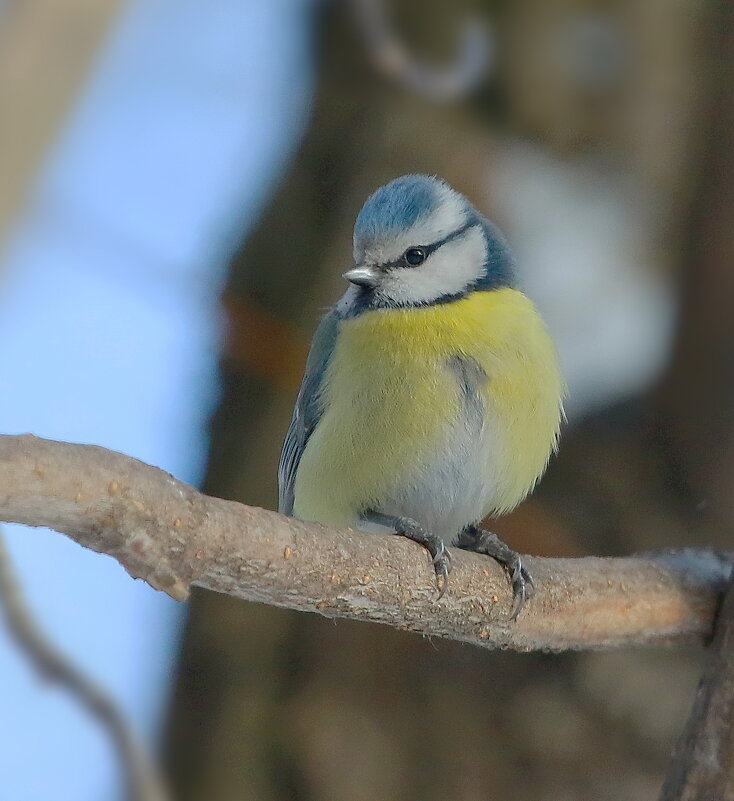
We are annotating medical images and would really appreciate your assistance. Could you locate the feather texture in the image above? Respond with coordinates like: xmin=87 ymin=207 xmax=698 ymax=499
xmin=286 ymin=288 xmax=565 ymax=540
xmin=277 ymin=310 xmax=339 ymax=515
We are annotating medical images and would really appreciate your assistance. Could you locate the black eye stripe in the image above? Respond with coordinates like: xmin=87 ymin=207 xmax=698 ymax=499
xmin=378 ymin=220 xmax=478 ymax=272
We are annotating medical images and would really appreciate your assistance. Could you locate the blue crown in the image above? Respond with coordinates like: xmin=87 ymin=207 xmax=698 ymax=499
xmin=354 ymin=175 xmax=446 ymax=247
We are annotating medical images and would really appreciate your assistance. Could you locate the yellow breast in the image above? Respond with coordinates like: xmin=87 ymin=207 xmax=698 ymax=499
xmin=293 ymin=288 xmax=565 ymax=528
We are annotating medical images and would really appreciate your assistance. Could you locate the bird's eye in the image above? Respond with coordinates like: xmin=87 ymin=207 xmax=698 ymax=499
xmin=404 ymin=247 xmax=426 ymax=266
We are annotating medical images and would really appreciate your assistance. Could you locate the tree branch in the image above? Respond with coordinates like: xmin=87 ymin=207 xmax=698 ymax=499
xmin=349 ymin=0 xmax=490 ymax=100
xmin=660 ymin=571 xmax=734 ymax=799
xmin=0 ymin=529 xmax=170 ymax=801
xmin=0 ymin=434 xmax=730 ymax=652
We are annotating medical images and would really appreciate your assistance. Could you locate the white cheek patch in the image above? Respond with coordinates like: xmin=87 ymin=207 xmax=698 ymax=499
xmin=378 ymin=225 xmax=487 ymax=305
xmin=358 ymin=186 xmax=467 ymax=266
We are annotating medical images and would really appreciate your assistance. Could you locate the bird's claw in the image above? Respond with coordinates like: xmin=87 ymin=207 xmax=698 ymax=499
xmin=507 ymin=558 xmax=535 ymax=621
xmin=365 ymin=512 xmax=454 ymax=601
xmin=432 ymin=542 xmax=452 ymax=599
xmin=456 ymin=526 xmax=535 ymax=619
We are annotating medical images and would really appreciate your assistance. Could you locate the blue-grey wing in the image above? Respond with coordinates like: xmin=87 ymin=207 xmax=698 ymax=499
xmin=278 ymin=309 xmax=340 ymax=515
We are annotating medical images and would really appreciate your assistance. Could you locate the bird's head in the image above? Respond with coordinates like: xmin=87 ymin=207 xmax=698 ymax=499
xmin=342 ymin=174 xmax=515 ymax=311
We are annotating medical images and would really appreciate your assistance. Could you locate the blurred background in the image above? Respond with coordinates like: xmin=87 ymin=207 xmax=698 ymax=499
xmin=0 ymin=1 xmax=732 ymax=799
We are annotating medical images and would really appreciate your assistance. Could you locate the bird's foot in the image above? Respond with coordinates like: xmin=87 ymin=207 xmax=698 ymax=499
xmin=364 ymin=512 xmax=452 ymax=599
xmin=457 ymin=526 xmax=534 ymax=619
xmin=430 ymin=539 xmax=452 ymax=599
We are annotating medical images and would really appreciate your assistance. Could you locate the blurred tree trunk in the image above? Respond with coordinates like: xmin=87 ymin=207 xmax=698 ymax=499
xmin=0 ymin=0 xmax=126 ymax=247
xmin=162 ymin=2 xmax=731 ymax=800
xmin=654 ymin=1 xmax=734 ymax=534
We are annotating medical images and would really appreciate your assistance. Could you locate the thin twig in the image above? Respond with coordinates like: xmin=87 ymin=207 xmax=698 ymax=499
xmin=0 ymin=528 xmax=170 ymax=801
xmin=0 ymin=434 xmax=730 ymax=653
xmin=350 ymin=0 xmax=490 ymax=100
xmin=659 ymin=571 xmax=734 ymax=800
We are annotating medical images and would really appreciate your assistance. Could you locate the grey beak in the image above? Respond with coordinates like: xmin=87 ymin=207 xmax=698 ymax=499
xmin=343 ymin=265 xmax=380 ymax=290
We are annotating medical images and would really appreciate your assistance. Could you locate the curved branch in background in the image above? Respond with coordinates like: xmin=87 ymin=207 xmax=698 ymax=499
xmin=349 ymin=0 xmax=490 ymax=100
xmin=0 ymin=435 xmax=730 ymax=652
xmin=0 ymin=530 xmax=170 ymax=801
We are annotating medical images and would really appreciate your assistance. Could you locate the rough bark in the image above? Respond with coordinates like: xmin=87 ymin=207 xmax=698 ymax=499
xmin=0 ymin=434 xmax=730 ymax=653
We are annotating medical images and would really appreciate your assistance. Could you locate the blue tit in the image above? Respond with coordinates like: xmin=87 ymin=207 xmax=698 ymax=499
xmin=278 ymin=174 xmax=565 ymax=617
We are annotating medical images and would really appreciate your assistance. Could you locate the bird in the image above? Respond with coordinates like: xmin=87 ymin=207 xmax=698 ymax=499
xmin=278 ymin=174 xmax=565 ymax=618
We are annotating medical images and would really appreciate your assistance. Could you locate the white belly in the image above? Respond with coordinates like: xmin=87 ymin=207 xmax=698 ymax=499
xmin=360 ymin=407 xmax=504 ymax=543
